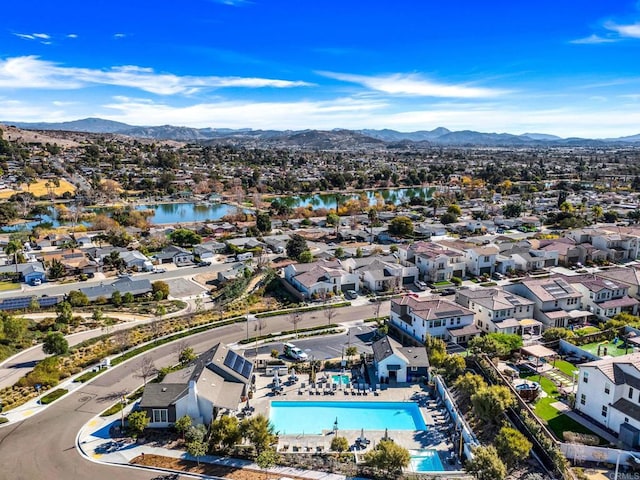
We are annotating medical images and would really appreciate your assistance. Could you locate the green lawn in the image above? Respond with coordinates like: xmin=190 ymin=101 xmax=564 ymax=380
xmin=0 ymin=281 xmax=19 ymax=291
xmin=580 ymin=340 xmax=630 ymax=357
xmin=553 ymin=359 xmax=578 ymax=377
xmin=574 ymin=326 xmax=601 ymax=336
xmin=521 ymin=370 xmax=608 ymax=444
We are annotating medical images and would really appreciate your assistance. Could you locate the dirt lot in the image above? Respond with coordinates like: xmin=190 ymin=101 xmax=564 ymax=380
xmin=131 ymin=454 xmax=305 ymax=480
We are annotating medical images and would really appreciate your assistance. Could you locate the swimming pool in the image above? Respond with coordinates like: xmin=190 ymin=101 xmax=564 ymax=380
xmin=410 ymin=450 xmax=445 ymax=472
xmin=269 ymin=401 xmax=427 ymax=434
xmin=331 ymin=374 xmax=350 ymax=384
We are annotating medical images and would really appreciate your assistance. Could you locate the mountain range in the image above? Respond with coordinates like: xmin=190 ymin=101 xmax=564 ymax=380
xmin=3 ymin=117 xmax=640 ymax=148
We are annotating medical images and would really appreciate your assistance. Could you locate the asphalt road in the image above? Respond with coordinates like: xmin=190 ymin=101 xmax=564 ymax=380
xmin=0 ymin=301 xmax=388 ymax=480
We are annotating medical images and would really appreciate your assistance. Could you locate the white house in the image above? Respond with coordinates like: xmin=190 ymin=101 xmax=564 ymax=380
xmin=574 ymin=353 xmax=640 ymax=448
xmin=139 ymin=343 xmax=252 ymax=427
xmin=464 ymin=245 xmax=499 ymax=276
xmin=504 ymin=277 xmax=586 ymax=329
xmin=399 ymin=241 xmax=465 ymax=282
xmin=455 ymin=288 xmax=541 ymax=336
xmin=566 ymin=276 xmax=639 ymax=321
xmin=371 ymin=335 xmax=429 ymax=384
xmin=283 ymin=259 xmax=359 ymax=299
xmin=390 ymin=295 xmax=478 ymax=344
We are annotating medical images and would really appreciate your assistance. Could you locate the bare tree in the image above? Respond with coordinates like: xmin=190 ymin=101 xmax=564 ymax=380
xmin=137 ymin=356 xmax=157 ymax=385
xmin=113 ymin=329 xmax=130 ymax=353
xmin=323 ymin=304 xmax=338 ymax=326
xmin=373 ymin=298 xmax=383 ymax=325
xmin=173 ymin=339 xmax=189 ymax=363
xmin=288 ymin=311 xmax=301 ymax=338
xmin=149 ymin=319 xmax=163 ymax=339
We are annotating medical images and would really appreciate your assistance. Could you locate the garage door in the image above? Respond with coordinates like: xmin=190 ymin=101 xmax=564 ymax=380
xmin=341 ymin=283 xmax=356 ymax=292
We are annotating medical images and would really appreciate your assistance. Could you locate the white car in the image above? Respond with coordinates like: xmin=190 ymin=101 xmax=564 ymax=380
xmin=283 ymin=343 xmax=308 ymax=361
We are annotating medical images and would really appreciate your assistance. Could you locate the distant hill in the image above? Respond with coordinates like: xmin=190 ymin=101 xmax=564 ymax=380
xmin=3 ymin=117 xmax=640 ymax=148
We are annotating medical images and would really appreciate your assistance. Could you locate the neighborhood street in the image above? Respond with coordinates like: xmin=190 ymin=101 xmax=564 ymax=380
xmin=0 ymin=301 xmax=387 ymax=480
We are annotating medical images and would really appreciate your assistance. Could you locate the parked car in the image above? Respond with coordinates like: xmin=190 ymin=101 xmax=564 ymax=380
xmin=440 ymin=288 xmax=456 ymax=296
xmin=153 ymin=268 xmax=167 ymax=274
xmin=196 ymin=261 xmax=211 ymax=267
xmin=345 ymin=289 xmax=358 ymax=300
xmin=415 ymin=280 xmax=428 ymax=291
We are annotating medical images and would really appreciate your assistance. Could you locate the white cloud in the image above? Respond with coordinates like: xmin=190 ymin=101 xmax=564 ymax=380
xmin=13 ymin=33 xmax=35 ymax=40
xmin=32 ymin=33 xmax=50 ymax=40
xmin=319 ymin=71 xmax=506 ymax=98
xmin=0 ymin=56 xmax=313 ymax=94
xmin=605 ymin=21 xmax=640 ymax=38
xmin=114 ymin=33 xmax=127 ymax=39
xmin=67 ymin=34 xmax=78 ymax=39
xmin=570 ymin=34 xmax=617 ymax=44
xmin=211 ymin=0 xmax=252 ymax=6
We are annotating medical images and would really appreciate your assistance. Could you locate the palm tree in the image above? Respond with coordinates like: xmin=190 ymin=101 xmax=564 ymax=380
xmin=592 ymin=205 xmax=604 ymax=224
xmin=4 ymin=239 xmax=22 ymax=279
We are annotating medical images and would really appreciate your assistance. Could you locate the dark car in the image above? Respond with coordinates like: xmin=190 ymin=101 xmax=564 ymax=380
xmin=440 ymin=288 xmax=456 ymax=296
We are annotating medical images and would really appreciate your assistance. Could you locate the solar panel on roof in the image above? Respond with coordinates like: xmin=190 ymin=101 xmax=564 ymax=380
xmin=223 ymin=350 xmax=236 ymax=369
xmin=223 ymin=350 xmax=252 ymax=379
xmin=241 ymin=361 xmax=252 ymax=379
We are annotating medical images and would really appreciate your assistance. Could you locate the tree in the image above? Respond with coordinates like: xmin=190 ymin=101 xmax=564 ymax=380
xmin=67 ymin=290 xmax=89 ymax=307
xmin=137 ymin=356 xmax=157 ymax=385
xmin=174 ymin=415 xmax=192 ymax=440
xmin=288 ymin=311 xmax=302 ymax=338
xmin=286 ymin=234 xmax=308 ymax=260
xmin=152 ymin=280 xmax=170 ymax=300
xmin=185 ymin=423 xmax=208 ymax=443
xmin=3 ymin=315 xmax=28 ymax=343
xmin=487 ymin=333 xmax=523 ymax=354
xmin=127 ymin=411 xmax=149 ymax=439
xmin=47 ymin=259 xmax=65 ymax=279
xmin=425 ymin=335 xmax=446 ymax=367
xmin=4 ymin=239 xmax=22 ymax=278
xmin=179 ymin=347 xmax=197 ymax=365
xmin=241 ymin=414 xmax=276 ymax=455
xmin=503 ymin=203 xmax=523 ymax=218
xmin=186 ymin=439 xmax=207 ymax=466
xmin=42 ymin=331 xmax=69 ymax=355
xmin=169 ymin=228 xmax=202 ymax=247
xmin=256 ymin=448 xmax=279 ymax=478
xmin=591 ymin=205 xmax=603 ymax=223
xmin=91 ymin=308 xmax=104 ymax=323
xmin=495 ymin=426 xmax=532 ymax=471
xmin=210 ymin=415 xmax=242 ymax=450
xmin=471 ymin=385 xmax=515 ymax=425
xmin=331 ymin=436 xmax=349 ymax=452
xmin=441 ymin=354 xmax=465 ymax=381
xmin=439 ymin=211 xmax=459 ymax=224
xmin=542 ymin=327 xmax=575 ymax=342
xmin=326 ymin=212 xmax=340 ymax=227
xmin=363 ymin=439 xmax=411 ymax=476
xmin=111 ymin=291 xmax=122 ymax=306
xmin=323 ymin=305 xmax=338 ymax=326
xmin=388 ymin=216 xmax=414 ymax=236
xmin=465 ymin=445 xmax=507 ymax=480
xmin=345 ymin=345 xmax=358 ymax=362
xmin=123 ymin=291 xmax=134 ymax=304
xmin=454 ymin=372 xmax=487 ymax=406
xmin=468 ymin=335 xmax=502 ymax=357
xmin=334 ymin=246 xmax=345 ymax=259
xmin=256 ymin=211 xmax=271 ymax=233
xmin=298 ymin=250 xmax=313 ymax=263
xmin=55 ymin=301 xmax=74 ymax=324
xmin=447 ymin=204 xmax=462 ymax=216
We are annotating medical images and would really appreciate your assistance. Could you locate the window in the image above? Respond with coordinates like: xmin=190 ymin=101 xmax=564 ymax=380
xmin=484 ymin=256 xmax=490 ymax=262
xmin=604 ymin=383 xmax=610 ymax=395
xmin=580 ymin=394 xmax=586 ymax=405
xmin=152 ymin=409 xmax=168 ymax=423
xmin=411 ymin=366 xmax=418 ymax=372
xmin=583 ymin=372 xmax=589 ymax=383
xmin=601 ymin=405 xmax=608 ymax=417
xmin=630 ymin=387 xmax=634 ymax=399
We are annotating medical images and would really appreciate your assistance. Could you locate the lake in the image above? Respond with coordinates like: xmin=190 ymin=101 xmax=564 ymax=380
xmin=2 ymin=202 xmax=245 ymax=231
xmin=279 ymin=186 xmax=435 ymax=210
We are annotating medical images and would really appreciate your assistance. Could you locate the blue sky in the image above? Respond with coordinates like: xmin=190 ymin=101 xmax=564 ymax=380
xmin=2 ymin=0 xmax=640 ymax=137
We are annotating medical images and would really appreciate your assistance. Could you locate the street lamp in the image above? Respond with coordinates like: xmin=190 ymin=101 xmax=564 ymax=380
xmin=120 ymin=394 xmax=127 ymax=430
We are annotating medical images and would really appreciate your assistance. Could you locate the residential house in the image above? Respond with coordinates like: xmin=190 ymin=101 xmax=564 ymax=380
xmin=154 ymin=246 xmax=194 ymax=266
xmin=283 ymin=259 xmax=359 ymax=299
xmin=574 ymin=353 xmax=640 ymax=448
xmin=591 ymin=232 xmax=640 ymax=262
xmin=504 ymin=277 xmax=587 ymax=329
xmin=597 ymin=266 xmax=640 ymax=299
xmin=194 ymin=242 xmax=226 ymax=262
xmin=140 ymin=343 xmax=253 ymax=427
xmin=343 ymin=255 xmax=418 ymax=292
xmin=399 ymin=241 xmax=465 ymax=283
xmin=120 ymin=250 xmax=154 ymax=272
xmin=390 ymin=295 xmax=478 ymax=345
xmin=0 ymin=262 xmax=46 ymax=284
xmin=464 ymin=245 xmax=499 ymax=276
xmin=564 ymin=275 xmax=639 ymax=321
xmin=498 ymin=242 xmax=558 ymax=272
xmin=455 ymin=288 xmax=541 ymax=336
xmin=79 ymin=276 xmax=153 ymax=301
xmin=372 ymin=335 xmax=429 ymax=384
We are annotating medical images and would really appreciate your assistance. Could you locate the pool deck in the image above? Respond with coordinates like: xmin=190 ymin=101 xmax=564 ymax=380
xmin=243 ymin=369 xmax=462 ymax=472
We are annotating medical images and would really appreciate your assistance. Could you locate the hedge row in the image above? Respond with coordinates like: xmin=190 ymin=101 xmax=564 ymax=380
xmin=40 ymin=388 xmax=68 ymax=405
xmin=238 ymin=323 xmax=340 ymax=345
xmin=255 ymin=302 xmax=350 ymax=318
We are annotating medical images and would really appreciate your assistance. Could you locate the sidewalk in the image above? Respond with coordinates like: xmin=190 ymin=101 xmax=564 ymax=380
xmin=77 ymin=409 xmax=347 ymax=480
xmin=551 ymin=401 xmax=619 ymax=444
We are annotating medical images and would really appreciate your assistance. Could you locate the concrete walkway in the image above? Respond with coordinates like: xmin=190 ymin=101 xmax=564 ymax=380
xmin=77 ymin=409 xmax=347 ymax=480
xmin=551 ymin=401 xmax=619 ymax=444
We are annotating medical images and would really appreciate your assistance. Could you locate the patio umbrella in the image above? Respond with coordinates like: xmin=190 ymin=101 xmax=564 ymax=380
xmin=333 ymin=417 xmax=339 ymax=434
xmin=246 ymin=397 xmax=251 ymax=410
xmin=274 ymin=374 xmax=280 ymax=389
xmin=384 ymin=428 xmax=388 ymax=440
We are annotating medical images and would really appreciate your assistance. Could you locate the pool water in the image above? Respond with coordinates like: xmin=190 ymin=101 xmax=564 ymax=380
xmin=270 ymin=401 xmax=426 ymax=434
xmin=410 ymin=450 xmax=445 ymax=472
xmin=331 ymin=374 xmax=350 ymax=384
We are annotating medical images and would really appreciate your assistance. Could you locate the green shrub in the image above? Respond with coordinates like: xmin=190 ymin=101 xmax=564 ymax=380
xmin=0 ymin=417 xmax=8 ymax=424
xmin=40 ymin=388 xmax=68 ymax=405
